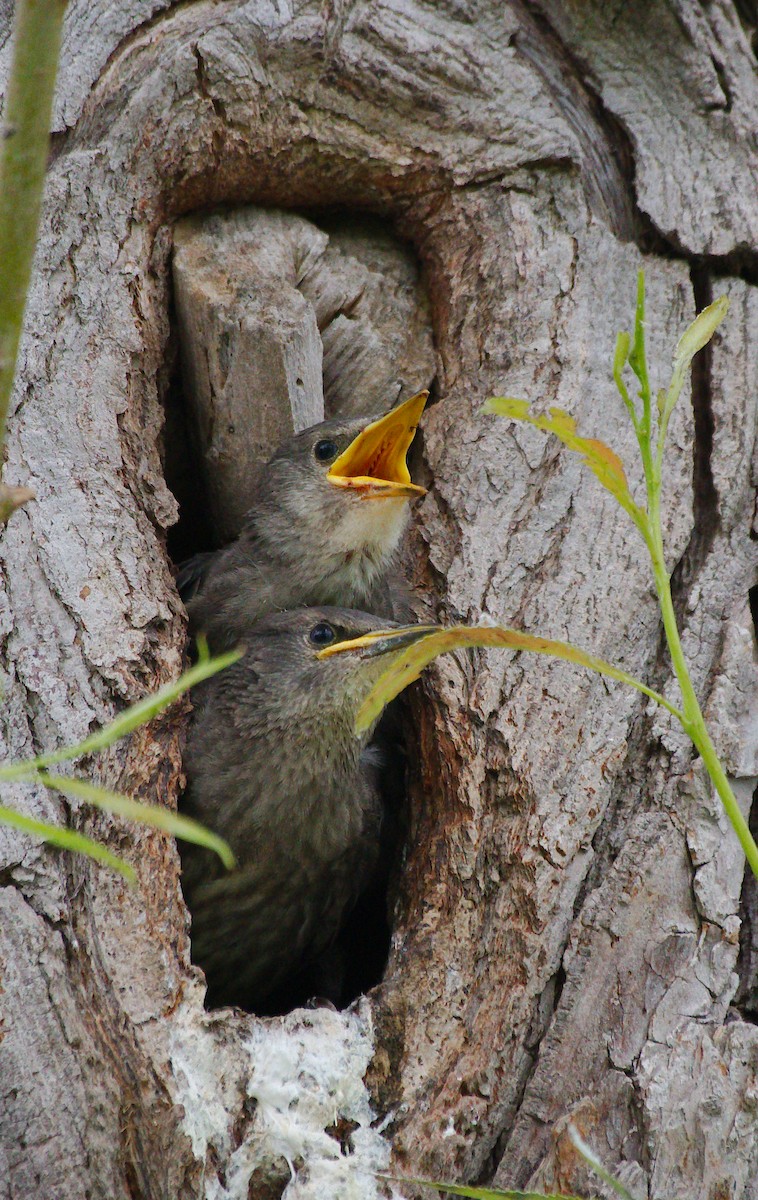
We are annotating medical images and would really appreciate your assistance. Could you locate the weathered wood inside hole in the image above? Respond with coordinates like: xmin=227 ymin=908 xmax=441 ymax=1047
xmin=172 ymin=207 xmax=436 ymax=544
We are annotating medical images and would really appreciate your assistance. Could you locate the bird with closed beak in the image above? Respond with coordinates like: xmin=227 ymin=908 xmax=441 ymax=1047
xmin=180 ymin=606 xmax=438 ymax=1012
xmin=179 ymin=391 xmax=428 ymax=651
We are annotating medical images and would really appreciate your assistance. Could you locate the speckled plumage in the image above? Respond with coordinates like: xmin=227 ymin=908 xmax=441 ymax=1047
xmin=180 ymin=607 xmax=430 ymax=1012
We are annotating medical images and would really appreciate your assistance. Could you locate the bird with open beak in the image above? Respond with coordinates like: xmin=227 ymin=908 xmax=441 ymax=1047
xmin=180 ymin=606 xmax=438 ymax=1012
xmin=179 ymin=391 xmax=428 ymax=651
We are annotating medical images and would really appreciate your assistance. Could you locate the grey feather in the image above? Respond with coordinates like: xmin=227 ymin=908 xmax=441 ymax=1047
xmin=180 ymin=606 xmax=420 ymax=1011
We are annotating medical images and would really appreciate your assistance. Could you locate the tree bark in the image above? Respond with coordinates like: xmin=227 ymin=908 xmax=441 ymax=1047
xmin=1 ymin=2 xmax=756 ymax=1198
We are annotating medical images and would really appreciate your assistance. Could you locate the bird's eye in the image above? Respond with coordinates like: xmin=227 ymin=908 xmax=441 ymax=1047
xmin=309 ymin=622 xmax=336 ymax=646
xmin=313 ymin=439 xmax=339 ymax=463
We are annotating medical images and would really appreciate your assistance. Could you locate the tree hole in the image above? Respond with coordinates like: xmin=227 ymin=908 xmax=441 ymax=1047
xmin=162 ymin=206 xmax=436 ymax=1015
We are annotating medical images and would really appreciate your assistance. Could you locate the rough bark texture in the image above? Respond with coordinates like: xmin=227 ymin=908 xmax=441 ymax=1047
xmin=0 ymin=2 xmax=756 ymax=1199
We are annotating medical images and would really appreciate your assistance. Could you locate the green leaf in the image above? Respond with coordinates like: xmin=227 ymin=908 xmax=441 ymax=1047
xmin=612 ymin=331 xmax=636 ymax=428
xmin=0 ymin=0 xmax=68 ymax=455
xmin=614 ymin=330 xmax=630 ymax=372
xmin=659 ymin=294 xmax=729 ymax=434
xmin=40 ymin=773 xmax=235 ymax=869
xmin=0 ymin=803 xmax=135 ymax=880
xmin=483 ymin=398 xmax=648 ymax=538
xmin=674 ymin=293 xmax=729 ymax=367
xmin=0 ymin=646 xmax=242 ymax=782
xmin=381 ymin=1179 xmax=583 ymax=1200
xmin=356 ymin=624 xmax=683 ymax=734
xmin=568 ymin=1127 xmax=640 ymax=1200
xmin=627 ymin=270 xmax=651 ymax=437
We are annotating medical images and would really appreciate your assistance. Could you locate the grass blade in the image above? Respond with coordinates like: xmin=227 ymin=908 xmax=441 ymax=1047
xmin=40 ymin=773 xmax=235 ymax=869
xmin=0 ymin=802 xmax=135 ymax=880
xmin=382 ymin=1177 xmax=584 ymax=1199
xmin=0 ymin=646 xmax=242 ymax=782
xmin=0 ymin=0 xmax=67 ymax=455
xmin=356 ymin=624 xmax=682 ymax=733
xmin=568 ymin=1128 xmax=639 ymax=1200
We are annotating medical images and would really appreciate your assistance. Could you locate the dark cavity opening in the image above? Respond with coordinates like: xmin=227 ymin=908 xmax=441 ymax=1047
xmin=161 ymin=205 xmax=436 ymax=1015
xmin=749 ymin=584 xmax=758 ymax=648
xmin=735 ymin=780 xmax=758 ymax=1024
xmin=734 ymin=586 xmax=758 ymax=1022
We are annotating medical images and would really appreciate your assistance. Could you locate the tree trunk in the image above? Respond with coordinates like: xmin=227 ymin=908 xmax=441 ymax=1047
xmin=1 ymin=2 xmax=756 ymax=1198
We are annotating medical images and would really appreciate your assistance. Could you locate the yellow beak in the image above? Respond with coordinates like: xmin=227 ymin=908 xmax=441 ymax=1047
xmin=327 ymin=391 xmax=428 ymax=499
xmin=315 ymin=624 xmax=439 ymax=660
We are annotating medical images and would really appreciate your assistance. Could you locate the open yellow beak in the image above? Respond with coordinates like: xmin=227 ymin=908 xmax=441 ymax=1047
xmin=327 ymin=391 xmax=428 ymax=499
xmin=315 ymin=624 xmax=439 ymax=660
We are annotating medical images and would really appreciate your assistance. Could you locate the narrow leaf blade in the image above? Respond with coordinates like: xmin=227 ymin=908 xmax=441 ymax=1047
xmin=661 ymin=294 xmax=729 ymax=429
xmin=0 ymin=646 xmax=243 ymax=781
xmin=356 ymin=625 xmax=682 ymax=733
xmin=628 ymin=270 xmax=648 ymax=394
xmin=51 ymin=646 xmax=243 ymax=759
xmin=0 ymin=803 xmax=135 ymax=880
xmin=381 ymin=1177 xmax=583 ymax=1200
xmin=613 ymin=330 xmax=630 ymax=377
xmin=41 ymin=773 xmax=235 ymax=869
xmin=568 ymin=1127 xmax=640 ymax=1200
xmin=483 ymin=397 xmax=648 ymax=536
xmin=673 ymin=294 xmax=729 ymax=367
xmin=613 ymin=331 xmax=636 ymax=427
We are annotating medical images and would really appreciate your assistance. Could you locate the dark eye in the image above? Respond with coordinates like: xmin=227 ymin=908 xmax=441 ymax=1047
xmin=314 ymin=439 xmax=338 ymax=463
xmin=309 ymin=622 xmax=336 ymax=646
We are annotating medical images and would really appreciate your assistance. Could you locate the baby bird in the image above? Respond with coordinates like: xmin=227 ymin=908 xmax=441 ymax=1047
xmin=179 ymin=392 xmax=428 ymax=650
xmin=180 ymin=606 xmax=437 ymax=1012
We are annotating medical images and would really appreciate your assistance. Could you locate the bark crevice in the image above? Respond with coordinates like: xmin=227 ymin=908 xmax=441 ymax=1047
xmin=664 ymin=267 xmax=721 ymax=647
xmin=512 ymin=0 xmax=639 ymax=242
xmin=735 ymin=782 xmax=758 ymax=1022
xmin=3 ymin=2 xmax=757 ymax=1196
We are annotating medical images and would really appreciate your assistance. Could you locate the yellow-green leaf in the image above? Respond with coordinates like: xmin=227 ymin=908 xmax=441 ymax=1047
xmin=674 ymin=294 xmax=729 ymax=367
xmin=356 ymin=624 xmax=682 ymax=733
xmin=0 ymin=645 xmax=242 ymax=783
xmin=0 ymin=802 xmax=135 ymax=880
xmin=659 ymin=294 xmax=729 ymax=433
xmin=613 ymin=331 xmax=636 ymax=427
xmin=483 ymin=397 xmax=648 ymax=536
xmin=40 ymin=773 xmax=235 ymax=869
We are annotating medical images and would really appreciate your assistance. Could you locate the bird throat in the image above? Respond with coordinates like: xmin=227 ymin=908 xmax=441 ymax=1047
xmin=254 ymin=493 xmax=407 ymax=610
xmin=320 ymin=502 xmax=406 ymax=607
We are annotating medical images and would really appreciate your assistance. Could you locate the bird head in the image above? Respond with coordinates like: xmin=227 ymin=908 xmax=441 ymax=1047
xmin=221 ymin=607 xmax=439 ymax=748
xmin=254 ymin=392 xmax=428 ymax=571
xmin=320 ymin=390 xmax=429 ymax=502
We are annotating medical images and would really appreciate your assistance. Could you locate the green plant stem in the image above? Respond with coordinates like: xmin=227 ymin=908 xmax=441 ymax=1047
xmin=0 ymin=0 xmax=67 ymax=451
xmin=629 ymin=271 xmax=757 ymax=876
xmin=645 ymin=468 xmax=758 ymax=878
